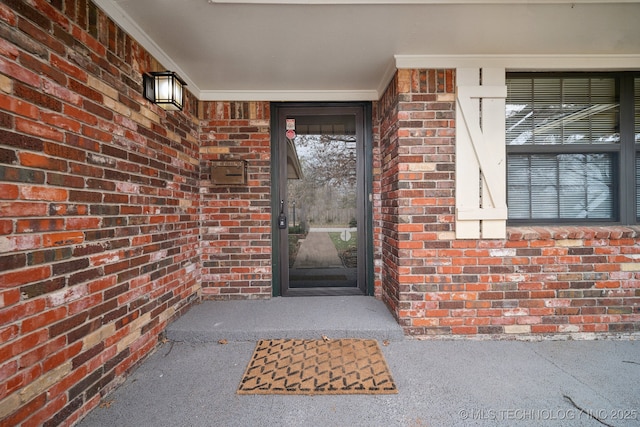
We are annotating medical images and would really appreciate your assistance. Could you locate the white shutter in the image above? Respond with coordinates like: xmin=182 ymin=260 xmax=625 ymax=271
xmin=455 ymin=68 xmax=508 ymax=239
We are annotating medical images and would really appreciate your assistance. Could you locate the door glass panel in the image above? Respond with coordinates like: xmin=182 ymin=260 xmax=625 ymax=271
xmin=287 ymin=114 xmax=358 ymax=289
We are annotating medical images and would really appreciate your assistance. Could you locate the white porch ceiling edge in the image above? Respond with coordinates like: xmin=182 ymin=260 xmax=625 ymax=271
xmin=199 ymin=89 xmax=379 ymax=101
xmin=395 ymin=54 xmax=640 ymax=72
xmin=199 ymin=60 xmax=398 ymax=101
xmin=209 ymin=0 xmax=640 ymax=3
xmin=190 ymin=54 xmax=640 ymax=101
xmin=94 ymin=0 xmax=640 ymax=102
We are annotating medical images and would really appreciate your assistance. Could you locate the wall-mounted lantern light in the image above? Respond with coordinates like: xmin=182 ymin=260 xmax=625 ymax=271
xmin=143 ymin=71 xmax=186 ymax=111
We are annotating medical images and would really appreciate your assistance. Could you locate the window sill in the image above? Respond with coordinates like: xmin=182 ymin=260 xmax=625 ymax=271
xmin=506 ymin=225 xmax=640 ymax=241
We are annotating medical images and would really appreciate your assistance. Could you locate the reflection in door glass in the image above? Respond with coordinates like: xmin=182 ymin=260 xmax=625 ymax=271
xmin=287 ymin=116 xmax=357 ymax=289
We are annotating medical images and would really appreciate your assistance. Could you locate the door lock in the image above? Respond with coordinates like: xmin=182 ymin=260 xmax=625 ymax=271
xmin=278 ymin=199 xmax=287 ymax=229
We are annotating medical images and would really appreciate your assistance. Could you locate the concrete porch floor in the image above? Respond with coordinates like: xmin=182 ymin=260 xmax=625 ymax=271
xmin=165 ymin=296 xmax=405 ymax=343
xmin=78 ymin=297 xmax=640 ymax=427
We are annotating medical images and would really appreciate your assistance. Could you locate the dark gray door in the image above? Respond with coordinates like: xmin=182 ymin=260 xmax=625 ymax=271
xmin=273 ymin=103 xmax=371 ymax=296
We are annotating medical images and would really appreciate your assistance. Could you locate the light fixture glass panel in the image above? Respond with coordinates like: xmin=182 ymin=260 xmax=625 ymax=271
xmin=156 ymin=75 xmax=171 ymax=101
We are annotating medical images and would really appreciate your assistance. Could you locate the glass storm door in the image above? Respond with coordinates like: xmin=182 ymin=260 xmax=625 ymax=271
xmin=273 ymin=104 xmax=370 ymax=296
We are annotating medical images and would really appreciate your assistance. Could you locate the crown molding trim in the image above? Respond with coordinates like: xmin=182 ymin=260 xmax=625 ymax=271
xmin=199 ymin=89 xmax=380 ymax=102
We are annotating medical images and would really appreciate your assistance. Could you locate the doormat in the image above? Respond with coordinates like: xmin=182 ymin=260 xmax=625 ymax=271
xmin=237 ymin=338 xmax=397 ymax=395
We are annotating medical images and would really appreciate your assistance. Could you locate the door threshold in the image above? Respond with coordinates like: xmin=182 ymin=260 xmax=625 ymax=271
xmin=283 ymin=287 xmax=365 ymax=297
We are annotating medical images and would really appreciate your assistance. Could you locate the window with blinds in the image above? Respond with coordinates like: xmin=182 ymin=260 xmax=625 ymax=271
xmin=506 ymin=73 xmax=638 ymax=225
xmin=508 ymin=153 xmax=613 ymax=220
xmin=506 ymin=77 xmax=618 ymax=146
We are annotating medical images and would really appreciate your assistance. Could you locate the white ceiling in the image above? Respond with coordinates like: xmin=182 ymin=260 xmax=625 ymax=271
xmin=94 ymin=0 xmax=640 ymax=101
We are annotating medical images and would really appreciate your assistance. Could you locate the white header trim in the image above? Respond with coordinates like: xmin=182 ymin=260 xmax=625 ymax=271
xmin=199 ymin=90 xmax=380 ymax=102
xmin=395 ymin=54 xmax=640 ymax=71
xmin=209 ymin=0 xmax=640 ymax=4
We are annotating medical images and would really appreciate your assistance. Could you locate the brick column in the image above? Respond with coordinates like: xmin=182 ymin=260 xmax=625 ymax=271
xmin=397 ymin=70 xmax=457 ymax=334
xmin=377 ymin=73 xmax=401 ymax=318
xmin=377 ymin=69 xmax=456 ymax=332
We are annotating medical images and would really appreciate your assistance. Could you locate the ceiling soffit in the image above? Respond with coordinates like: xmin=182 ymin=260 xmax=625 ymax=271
xmin=94 ymin=0 xmax=640 ymax=101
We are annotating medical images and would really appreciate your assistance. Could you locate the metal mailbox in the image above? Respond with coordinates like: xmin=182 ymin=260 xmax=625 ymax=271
xmin=211 ymin=160 xmax=246 ymax=185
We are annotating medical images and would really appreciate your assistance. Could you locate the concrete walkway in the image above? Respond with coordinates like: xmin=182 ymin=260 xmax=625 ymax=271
xmin=78 ymin=297 xmax=640 ymax=427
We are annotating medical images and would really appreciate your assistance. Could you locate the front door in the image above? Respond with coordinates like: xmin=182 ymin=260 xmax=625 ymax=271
xmin=272 ymin=103 xmax=372 ymax=296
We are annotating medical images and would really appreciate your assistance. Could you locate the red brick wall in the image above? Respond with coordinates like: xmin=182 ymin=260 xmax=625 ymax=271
xmin=1 ymin=1 xmax=639 ymax=424
xmin=376 ymin=72 xmax=401 ymax=315
xmin=199 ymin=101 xmax=272 ymax=300
xmin=0 ymin=2 xmax=200 ymax=425
xmin=377 ymin=69 xmax=640 ymax=337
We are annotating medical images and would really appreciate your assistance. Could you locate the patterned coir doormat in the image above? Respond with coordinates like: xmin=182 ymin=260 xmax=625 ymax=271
xmin=237 ymin=338 xmax=397 ymax=395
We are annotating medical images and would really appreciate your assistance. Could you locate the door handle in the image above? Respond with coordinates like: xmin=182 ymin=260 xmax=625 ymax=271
xmin=278 ymin=199 xmax=287 ymax=229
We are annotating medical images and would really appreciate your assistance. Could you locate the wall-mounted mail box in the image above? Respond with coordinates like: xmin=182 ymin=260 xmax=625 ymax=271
xmin=211 ymin=160 xmax=246 ymax=185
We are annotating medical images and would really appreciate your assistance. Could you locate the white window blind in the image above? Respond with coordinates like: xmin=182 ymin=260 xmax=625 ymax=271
xmin=506 ymin=75 xmax=621 ymax=223
xmin=506 ymin=77 xmax=618 ymax=146
xmin=508 ymin=154 xmax=613 ymax=220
